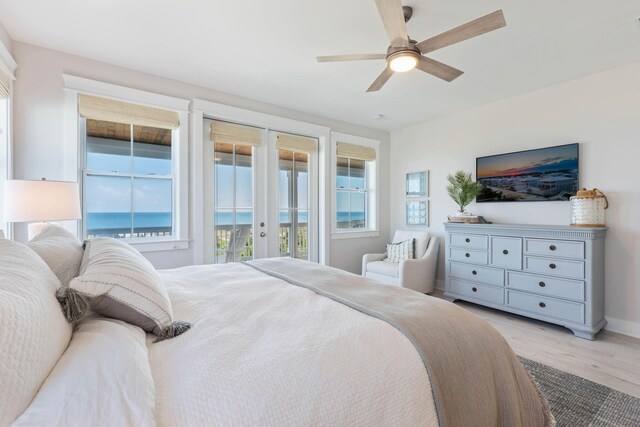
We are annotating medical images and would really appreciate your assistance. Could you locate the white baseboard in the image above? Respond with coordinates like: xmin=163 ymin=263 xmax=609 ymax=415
xmin=604 ymin=317 xmax=640 ymax=339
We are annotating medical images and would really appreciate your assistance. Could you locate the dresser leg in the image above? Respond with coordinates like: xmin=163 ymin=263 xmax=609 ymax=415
xmin=443 ymin=293 xmax=457 ymax=303
xmin=571 ymin=329 xmax=596 ymax=340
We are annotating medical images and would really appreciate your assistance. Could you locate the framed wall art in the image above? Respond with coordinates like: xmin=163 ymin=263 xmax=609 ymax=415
xmin=406 ymin=171 xmax=428 ymax=197
xmin=406 ymin=199 xmax=428 ymax=226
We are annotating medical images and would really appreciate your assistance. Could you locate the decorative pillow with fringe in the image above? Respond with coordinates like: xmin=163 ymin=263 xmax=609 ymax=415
xmin=70 ymin=237 xmax=191 ymax=342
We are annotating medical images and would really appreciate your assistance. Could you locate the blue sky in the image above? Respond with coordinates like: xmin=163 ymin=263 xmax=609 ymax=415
xmin=86 ymin=150 xmax=172 ymax=213
xmin=336 ymin=169 xmax=366 ymax=213
xmin=87 ymin=147 xmax=364 ymax=214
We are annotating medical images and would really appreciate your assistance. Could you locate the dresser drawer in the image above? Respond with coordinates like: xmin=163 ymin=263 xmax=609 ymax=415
xmin=524 ymin=256 xmax=585 ymax=279
xmin=450 ymin=262 xmax=504 ymax=286
xmin=507 ymin=271 xmax=585 ymax=301
xmin=450 ymin=279 xmax=504 ymax=305
xmin=449 ymin=248 xmax=488 ymax=265
xmin=507 ymin=291 xmax=585 ymax=324
xmin=525 ymin=238 xmax=585 ymax=260
xmin=490 ymin=237 xmax=523 ymax=270
xmin=449 ymin=233 xmax=488 ymax=250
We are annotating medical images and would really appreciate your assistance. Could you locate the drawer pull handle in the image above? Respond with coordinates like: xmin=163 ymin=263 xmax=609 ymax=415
xmin=502 ymin=249 xmax=509 ymax=255
xmin=465 ymin=238 xmax=471 ymax=243
xmin=472 ymin=270 xmax=478 ymax=275
xmin=539 ymin=302 xmax=546 ymax=308
xmin=549 ymin=263 xmax=557 ymax=269
xmin=549 ymin=245 xmax=557 ymax=251
xmin=539 ymin=282 xmax=546 ymax=288
xmin=465 ymin=253 xmax=470 ymax=258
xmin=472 ymin=287 xmax=477 ymax=292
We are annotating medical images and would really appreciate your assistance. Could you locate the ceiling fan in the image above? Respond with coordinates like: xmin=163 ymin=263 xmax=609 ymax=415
xmin=316 ymin=0 xmax=507 ymax=92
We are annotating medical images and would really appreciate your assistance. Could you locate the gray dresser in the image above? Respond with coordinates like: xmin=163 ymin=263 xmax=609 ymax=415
xmin=444 ymin=223 xmax=606 ymax=340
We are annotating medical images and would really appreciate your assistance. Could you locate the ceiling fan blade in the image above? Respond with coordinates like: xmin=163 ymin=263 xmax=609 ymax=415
xmin=416 ymin=10 xmax=506 ymax=54
xmin=366 ymin=67 xmax=394 ymax=92
xmin=316 ymin=54 xmax=387 ymax=63
xmin=416 ymin=56 xmax=464 ymax=82
xmin=375 ymin=0 xmax=410 ymax=47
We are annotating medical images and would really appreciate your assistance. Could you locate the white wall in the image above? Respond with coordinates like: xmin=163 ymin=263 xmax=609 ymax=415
xmin=0 ymin=21 xmax=12 ymax=54
xmin=12 ymin=42 xmax=389 ymax=273
xmin=390 ymin=60 xmax=640 ymax=338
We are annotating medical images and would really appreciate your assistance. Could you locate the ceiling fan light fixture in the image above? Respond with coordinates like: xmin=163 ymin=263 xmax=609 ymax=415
xmin=388 ymin=51 xmax=419 ymax=73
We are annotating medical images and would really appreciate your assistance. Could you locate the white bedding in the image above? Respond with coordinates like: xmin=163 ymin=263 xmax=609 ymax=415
xmin=14 ymin=317 xmax=156 ymax=427
xmin=149 ymin=262 xmax=439 ymax=426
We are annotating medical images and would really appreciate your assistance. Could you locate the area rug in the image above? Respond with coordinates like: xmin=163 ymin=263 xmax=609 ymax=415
xmin=519 ymin=357 xmax=640 ymax=426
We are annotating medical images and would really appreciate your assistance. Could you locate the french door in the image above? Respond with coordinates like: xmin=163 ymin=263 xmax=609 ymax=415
xmin=203 ymin=118 xmax=318 ymax=264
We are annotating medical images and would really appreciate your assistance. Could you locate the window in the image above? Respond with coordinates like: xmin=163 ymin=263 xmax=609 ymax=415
xmin=79 ymin=94 xmax=181 ymax=242
xmin=336 ymin=157 xmax=367 ymax=229
xmin=276 ymin=132 xmax=315 ymax=260
xmin=0 ymin=45 xmax=15 ymax=235
xmin=0 ymin=96 xmax=7 ymax=233
xmin=332 ymin=134 xmax=379 ymax=238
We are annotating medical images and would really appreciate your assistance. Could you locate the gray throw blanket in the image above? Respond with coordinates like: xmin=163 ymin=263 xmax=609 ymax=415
xmin=245 ymin=258 xmax=554 ymax=427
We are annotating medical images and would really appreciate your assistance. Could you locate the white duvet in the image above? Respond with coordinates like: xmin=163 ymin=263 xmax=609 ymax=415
xmin=14 ymin=262 xmax=438 ymax=426
xmin=149 ymin=262 xmax=438 ymax=426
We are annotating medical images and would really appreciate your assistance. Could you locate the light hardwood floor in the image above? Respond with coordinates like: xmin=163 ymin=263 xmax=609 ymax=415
xmin=433 ymin=291 xmax=640 ymax=398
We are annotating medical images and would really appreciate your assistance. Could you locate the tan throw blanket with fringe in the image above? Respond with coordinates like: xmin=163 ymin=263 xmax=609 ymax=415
xmin=246 ymin=258 xmax=554 ymax=427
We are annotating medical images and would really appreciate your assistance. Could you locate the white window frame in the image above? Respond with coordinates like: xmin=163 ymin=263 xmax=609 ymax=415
xmin=331 ymin=132 xmax=380 ymax=240
xmin=0 ymin=40 xmax=16 ymax=238
xmin=63 ymin=75 xmax=189 ymax=252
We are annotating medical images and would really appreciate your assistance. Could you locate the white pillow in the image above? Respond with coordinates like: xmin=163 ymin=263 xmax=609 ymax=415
xmin=0 ymin=239 xmax=72 ymax=426
xmin=384 ymin=238 xmax=415 ymax=263
xmin=13 ymin=316 xmax=156 ymax=427
xmin=28 ymin=223 xmax=84 ymax=287
xmin=70 ymin=237 xmax=191 ymax=342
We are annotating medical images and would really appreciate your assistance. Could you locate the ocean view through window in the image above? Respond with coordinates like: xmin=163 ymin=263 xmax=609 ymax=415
xmin=207 ymin=118 xmax=319 ymax=263
xmin=332 ymin=136 xmax=378 ymax=237
xmin=278 ymin=147 xmax=310 ymax=260
xmin=83 ymin=119 xmax=175 ymax=239
xmin=214 ymin=140 xmax=254 ymax=263
xmin=336 ymin=156 xmax=367 ymax=229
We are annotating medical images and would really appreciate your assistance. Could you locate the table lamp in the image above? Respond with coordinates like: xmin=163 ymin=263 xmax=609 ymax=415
xmin=3 ymin=178 xmax=81 ymax=239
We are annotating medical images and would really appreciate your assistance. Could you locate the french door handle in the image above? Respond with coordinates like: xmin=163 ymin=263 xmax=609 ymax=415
xmin=259 ymin=232 xmax=266 ymax=237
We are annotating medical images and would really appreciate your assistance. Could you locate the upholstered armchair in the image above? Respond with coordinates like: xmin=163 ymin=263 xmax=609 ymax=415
xmin=362 ymin=230 xmax=439 ymax=294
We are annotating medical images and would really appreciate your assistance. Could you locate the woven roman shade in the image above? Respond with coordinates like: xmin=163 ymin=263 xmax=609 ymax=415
xmin=336 ymin=141 xmax=376 ymax=161
xmin=0 ymin=68 xmax=11 ymax=98
xmin=276 ymin=133 xmax=317 ymax=154
xmin=78 ymin=94 xmax=179 ymax=130
xmin=210 ymin=120 xmax=262 ymax=147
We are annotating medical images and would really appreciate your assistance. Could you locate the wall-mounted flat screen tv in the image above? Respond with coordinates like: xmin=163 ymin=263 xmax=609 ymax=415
xmin=476 ymin=143 xmax=579 ymax=203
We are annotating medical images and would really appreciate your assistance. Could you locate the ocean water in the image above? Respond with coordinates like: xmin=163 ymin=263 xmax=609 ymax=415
xmin=213 ymin=211 xmax=364 ymax=225
xmin=87 ymin=212 xmax=172 ymax=230
xmin=87 ymin=211 xmax=364 ymax=230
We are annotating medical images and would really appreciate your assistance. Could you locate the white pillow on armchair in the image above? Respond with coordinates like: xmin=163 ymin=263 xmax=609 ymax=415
xmin=383 ymin=238 xmax=415 ymax=263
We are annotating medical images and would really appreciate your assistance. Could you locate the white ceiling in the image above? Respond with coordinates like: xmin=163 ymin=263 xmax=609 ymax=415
xmin=1 ymin=0 xmax=640 ymax=131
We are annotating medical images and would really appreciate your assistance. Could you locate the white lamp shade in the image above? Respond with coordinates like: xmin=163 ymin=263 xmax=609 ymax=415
xmin=3 ymin=179 xmax=81 ymax=222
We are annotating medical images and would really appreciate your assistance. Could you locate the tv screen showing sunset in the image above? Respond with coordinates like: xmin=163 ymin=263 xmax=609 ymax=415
xmin=476 ymin=143 xmax=579 ymax=202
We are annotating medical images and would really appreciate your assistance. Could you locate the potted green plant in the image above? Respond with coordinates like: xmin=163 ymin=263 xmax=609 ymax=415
xmin=446 ymin=171 xmax=481 ymax=221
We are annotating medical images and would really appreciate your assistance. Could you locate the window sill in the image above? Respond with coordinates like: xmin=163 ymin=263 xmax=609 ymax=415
xmin=124 ymin=238 xmax=190 ymax=253
xmin=331 ymin=230 xmax=380 ymax=240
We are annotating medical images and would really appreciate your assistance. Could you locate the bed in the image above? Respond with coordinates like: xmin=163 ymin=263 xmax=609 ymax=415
xmin=2 ymin=232 xmax=554 ymax=427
